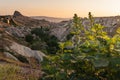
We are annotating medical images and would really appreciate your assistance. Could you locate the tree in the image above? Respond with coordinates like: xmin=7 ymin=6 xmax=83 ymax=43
xmin=25 ymin=34 xmax=33 ymax=43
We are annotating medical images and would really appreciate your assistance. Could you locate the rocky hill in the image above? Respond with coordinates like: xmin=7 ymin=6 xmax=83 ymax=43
xmin=0 ymin=11 xmax=53 ymax=27
xmin=1 ymin=11 xmax=120 ymax=79
xmin=1 ymin=11 xmax=120 ymax=43
xmin=0 ymin=11 xmax=50 ymax=79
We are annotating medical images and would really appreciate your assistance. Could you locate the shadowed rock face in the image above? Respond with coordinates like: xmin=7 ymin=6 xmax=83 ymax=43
xmin=4 ymin=52 xmax=19 ymax=61
xmin=13 ymin=11 xmax=23 ymax=17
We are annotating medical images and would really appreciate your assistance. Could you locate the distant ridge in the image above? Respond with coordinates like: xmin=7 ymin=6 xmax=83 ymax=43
xmin=31 ymin=16 xmax=70 ymax=23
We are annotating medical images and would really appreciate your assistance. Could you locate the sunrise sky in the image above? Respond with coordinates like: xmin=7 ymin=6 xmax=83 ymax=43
xmin=0 ymin=0 xmax=120 ymax=18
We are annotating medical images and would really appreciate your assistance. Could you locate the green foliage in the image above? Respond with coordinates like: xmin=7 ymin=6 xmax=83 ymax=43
xmin=31 ymin=40 xmax=47 ymax=53
xmin=41 ymin=13 xmax=120 ymax=80
xmin=46 ymin=35 xmax=59 ymax=54
xmin=25 ymin=34 xmax=34 ymax=43
xmin=41 ymin=54 xmax=95 ymax=80
xmin=27 ymin=28 xmax=59 ymax=54
xmin=66 ymin=33 xmax=74 ymax=40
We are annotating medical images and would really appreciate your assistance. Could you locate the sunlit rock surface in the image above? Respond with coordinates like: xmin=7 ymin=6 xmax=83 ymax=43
xmin=7 ymin=41 xmax=46 ymax=62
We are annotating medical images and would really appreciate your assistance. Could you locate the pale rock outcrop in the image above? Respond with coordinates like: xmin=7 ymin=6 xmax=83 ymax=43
xmin=8 ymin=41 xmax=46 ymax=62
xmin=50 ymin=27 xmax=67 ymax=40
xmin=5 ymin=27 xmax=31 ymax=38
xmin=82 ymin=16 xmax=120 ymax=35
xmin=50 ymin=21 xmax=72 ymax=41
xmin=4 ymin=52 xmax=19 ymax=61
xmin=50 ymin=16 xmax=120 ymax=41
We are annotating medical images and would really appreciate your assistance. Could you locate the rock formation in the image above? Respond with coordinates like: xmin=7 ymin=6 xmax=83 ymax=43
xmin=7 ymin=41 xmax=46 ymax=62
xmin=13 ymin=11 xmax=23 ymax=17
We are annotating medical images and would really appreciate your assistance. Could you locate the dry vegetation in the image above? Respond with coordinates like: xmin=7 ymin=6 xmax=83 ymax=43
xmin=0 ymin=52 xmax=42 ymax=80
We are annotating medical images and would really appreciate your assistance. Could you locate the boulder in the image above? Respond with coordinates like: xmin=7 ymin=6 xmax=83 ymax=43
xmin=7 ymin=41 xmax=46 ymax=62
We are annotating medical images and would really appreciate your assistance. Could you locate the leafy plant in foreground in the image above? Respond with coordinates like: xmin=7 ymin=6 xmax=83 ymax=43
xmin=41 ymin=13 xmax=120 ymax=80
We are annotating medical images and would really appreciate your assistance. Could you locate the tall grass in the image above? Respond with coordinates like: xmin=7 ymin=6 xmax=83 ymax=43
xmin=0 ymin=64 xmax=21 ymax=80
xmin=0 ymin=64 xmax=40 ymax=80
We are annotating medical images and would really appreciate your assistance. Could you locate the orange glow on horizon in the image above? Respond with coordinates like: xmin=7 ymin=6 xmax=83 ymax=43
xmin=1 ymin=0 xmax=120 ymax=18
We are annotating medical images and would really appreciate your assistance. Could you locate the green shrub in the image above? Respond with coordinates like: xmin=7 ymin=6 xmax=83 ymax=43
xmin=25 ymin=34 xmax=33 ymax=43
xmin=40 ymin=13 xmax=120 ymax=80
xmin=30 ymin=28 xmax=59 ymax=54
